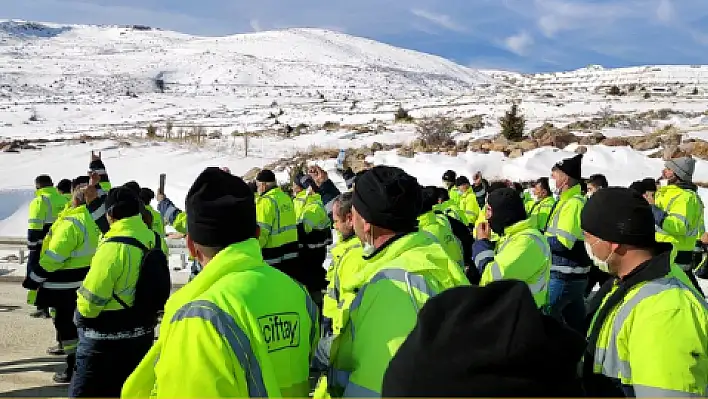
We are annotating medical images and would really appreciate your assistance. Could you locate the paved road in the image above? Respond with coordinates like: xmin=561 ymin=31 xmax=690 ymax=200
xmin=0 ymin=281 xmax=68 ymax=398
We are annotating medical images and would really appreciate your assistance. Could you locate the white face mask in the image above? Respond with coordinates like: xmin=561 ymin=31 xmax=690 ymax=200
xmin=659 ymin=179 xmax=669 ymax=187
xmin=548 ymin=177 xmax=560 ymax=195
xmin=584 ymin=240 xmax=613 ymax=273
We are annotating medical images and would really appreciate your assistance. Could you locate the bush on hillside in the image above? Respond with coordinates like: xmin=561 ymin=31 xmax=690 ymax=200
xmin=607 ymin=85 xmax=622 ymax=96
xmin=692 ymin=87 xmax=699 ymax=95
xmin=394 ymin=107 xmax=414 ymax=123
xmin=146 ymin=124 xmax=157 ymax=138
xmin=499 ymin=103 xmax=525 ymax=142
xmin=416 ymin=117 xmax=455 ymax=146
xmin=643 ymin=92 xmax=651 ymax=99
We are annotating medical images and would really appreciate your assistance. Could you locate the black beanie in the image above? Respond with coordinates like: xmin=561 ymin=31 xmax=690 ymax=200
xmin=487 ymin=188 xmax=527 ymax=235
xmin=628 ymin=181 xmax=646 ymax=195
xmin=553 ymin=154 xmax=582 ymax=180
xmin=382 ymin=281 xmax=585 ymax=397
xmin=352 ymin=166 xmax=422 ymax=232
xmin=186 ymin=167 xmax=257 ymax=247
xmin=420 ymin=186 xmax=438 ymax=214
xmin=581 ymin=187 xmax=657 ymax=247
xmin=442 ymin=170 xmax=457 ymax=183
xmin=641 ymin=177 xmax=658 ymax=193
xmin=89 ymin=159 xmax=107 ymax=175
xmin=488 ymin=180 xmax=510 ymax=195
xmin=123 ymin=181 xmax=141 ymax=197
xmin=105 ymin=187 xmax=141 ymax=220
xmin=455 ymin=176 xmax=470 ymax=186
xmin=139 ymin=187 xmax=155 ymax=205
xmin=256 ymin=169 xmax=276 ymax=183
xmin=57 ymin=179 xmax=72 ymax=194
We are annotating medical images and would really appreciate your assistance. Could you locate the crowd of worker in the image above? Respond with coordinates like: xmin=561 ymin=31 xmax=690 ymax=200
xmin=21 ymin=149 xmax=708 ymax=397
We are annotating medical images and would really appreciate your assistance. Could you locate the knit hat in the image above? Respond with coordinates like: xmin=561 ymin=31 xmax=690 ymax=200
xmin=256 ymin=169 xmax=276 ymax=183
xmin=442 ymin=170 xmax=457 ymax=183
xmin=89 ymin=159 xmax=107 ymax=175
xmin=352 ymin=166 xmax=422 ymax=232
xmin=455 ymin=176 xmax=470 ymax=186
xmin=581 ymin=187 xmax=657 ymax=247
xmin=57 ymin=179 xmax=72 ymax=194
xmin=382 ymin=281 xmax=585 ymax=397
xmin=105 ymin=187 xmax=141 ymax=220
xmin=123 ymin=181 xmax=141 ymax=197
xmin=641 ymin=177 xmax=658 ymax=193
xmin=665 ymin=157 xmax=696 ymax=182
xmin=139 ymin=187 xmax=155 ymax=205
xmin=628 ymin=181 xmax=646 ymax=195
xmin=293 ymin=173 xmax=317 ymax=191
xmin=552 ymin=154 xmax=583 ymax=180
xmin=420 ymin=186 xmax=438 ymax=214
xmin=487 ymin=188 xmax=527 ymax=235
xmin=488 ymin=180 xmax=510 ymax=194
xmin=186 ymin=167 xmax=257 ymax=248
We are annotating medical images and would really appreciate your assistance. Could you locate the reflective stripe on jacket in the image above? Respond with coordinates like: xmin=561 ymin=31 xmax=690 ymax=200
xmin=655 ymin=185 xmax=703 ymax=253
xmin=257 ymin=187 xmax=299 ymax=265
xmin=459 ymin=188 xmax=481 ymax=227
xmin=544 ymin=185 xmax=589 ymax=275
xmin=323 ymin=236 xmax=364 ymax=335
xmin=320 ymin=232 xmax=469 ymax=398
xmin=471 ymin=219 xmax=551 ymax=308
xmin=122 ymin=239 xmax=318 ymax=398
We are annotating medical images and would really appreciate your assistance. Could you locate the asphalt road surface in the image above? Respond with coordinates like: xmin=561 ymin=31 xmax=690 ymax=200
xmin=0 ymin=281 xmax=67 ymax=398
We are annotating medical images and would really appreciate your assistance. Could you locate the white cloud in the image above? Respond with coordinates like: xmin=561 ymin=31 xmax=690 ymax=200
xmin=410 ymin=8 xmax=466 ymax=33
xmin=249 ymin=19 xmax=262 ymax=32
xmin=534 ymin=0 xmax=634 ymax=38
xmin=504 ymin=31 xmax=534 ymax=55
xmin=656 ymin=0 xmax=676 ymax=23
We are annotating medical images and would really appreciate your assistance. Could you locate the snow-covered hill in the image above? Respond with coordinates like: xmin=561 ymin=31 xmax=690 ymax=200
xmin=0 ymin=20 xmax=490 ymax=100
xmin=483 ymin=65 xmax=708 ymax=95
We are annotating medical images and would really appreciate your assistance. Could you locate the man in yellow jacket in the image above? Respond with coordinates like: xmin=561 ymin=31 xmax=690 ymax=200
xmin=255 ymin=169 xmax=301 ymax=282
xmin=25 ymin=174 xmax=70 ymax=319
xmin=653 ymin=156 xmax=705 ymax=294
xmin=419 ymin=186 xmax=464 ymax=268
xmin=441 ymin=170 xmax=460 ymax=206
xmin=455 ymin=176 xmax=481 ymax=230
xmin=28 ymin=184 xmax=99 ymax=383
xmin=472 ymin=188 xmax=551 ymax=308
xmin=545 ymin=154 xmax=590 ymax=333
xmin=293 ymin=174 xmax=333 ymax=297
xmin=72 ymin=187 xmax=160 ymax=397
xmin=123 ymin=168 xmax=318 ymax=398
xmin=139 ymin=187 xmax=166 ymax=237
xmin=528 ymin=177 xmax=555 ymax=231
xmin=315 ymin=166 xmax=468 ymax=398
xmin=582 ymin=187 xmax=708 ymax=397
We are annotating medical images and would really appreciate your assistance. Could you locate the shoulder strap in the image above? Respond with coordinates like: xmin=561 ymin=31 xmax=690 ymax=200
xmin=105 ymin=236 xmax=148 ymax=252
xmin=541 ymin=200 xmax=561 ymax=233
xmin=153 ymin=231 xmax=162 ymax=252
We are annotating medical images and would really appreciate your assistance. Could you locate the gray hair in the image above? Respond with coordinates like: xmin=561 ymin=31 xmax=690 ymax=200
xmin=72 ymin=184 xmax=89 ymax=205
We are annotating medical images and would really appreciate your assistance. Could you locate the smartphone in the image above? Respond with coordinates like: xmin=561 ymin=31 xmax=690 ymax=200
xmin=159 ymin=174 xmax=167 ymax=194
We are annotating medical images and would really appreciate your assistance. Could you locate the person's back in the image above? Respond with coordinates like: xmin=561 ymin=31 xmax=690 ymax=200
xmin=418 ymin=210 xmax=464 ymax=268
xmin=256 ymin=172 xmax=300 ymax=272
xmin=123 ymin=168 xmax=317 ymax=399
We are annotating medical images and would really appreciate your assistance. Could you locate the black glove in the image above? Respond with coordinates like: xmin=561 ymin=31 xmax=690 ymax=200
xmin=22 ymin=276 xmax=40 ymax=290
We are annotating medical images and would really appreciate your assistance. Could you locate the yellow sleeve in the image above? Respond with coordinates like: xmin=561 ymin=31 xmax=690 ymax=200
xmin=173 ymin=212 xmax=188 ymax=234
xmin=77 ymin=243 xmax=123 ymax=317
xmin=256 ymin=197 xmax=275 ymax=247
xmin=661 ymin=194 xmax=699 ymax=237
xmin=553 ymin=198 xmax=584 ymax=249
xmin=28 ymin=197 xmax=47 ymax=230
xmin=39 ymin=219 xmax=80 ymax=273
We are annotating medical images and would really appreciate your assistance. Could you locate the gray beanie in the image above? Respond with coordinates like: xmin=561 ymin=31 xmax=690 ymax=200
xmin=665 ymin=157 xmax=696 ymax=182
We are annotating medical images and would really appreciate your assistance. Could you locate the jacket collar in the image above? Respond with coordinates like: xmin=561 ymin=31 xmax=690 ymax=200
xmin=503 ymin=218 xmax=533 ymax=236
xmin=559 ymin=184 xmax=582 ymax=201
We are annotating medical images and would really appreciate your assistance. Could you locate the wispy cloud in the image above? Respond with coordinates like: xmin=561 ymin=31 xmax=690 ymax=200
xmin=410 ymin=8 xmax=466 ymax=33
xmin=656 ymin=0 xmax=676 ymax=23
xmin=504 ymin=31 xmax=533 ymax=56
xmin=249 ymin=19 xmax=262 ymax=32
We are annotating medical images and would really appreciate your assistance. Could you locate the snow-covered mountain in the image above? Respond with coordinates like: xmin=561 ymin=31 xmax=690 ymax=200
xmin=482 ymin=65 xmax=708 ymax=95
xmin=0 ymin=20 xmax=491 ymax=100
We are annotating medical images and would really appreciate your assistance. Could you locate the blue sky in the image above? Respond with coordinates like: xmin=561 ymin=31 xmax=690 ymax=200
xmin=4 ymin=0 xmax=708 ymax=72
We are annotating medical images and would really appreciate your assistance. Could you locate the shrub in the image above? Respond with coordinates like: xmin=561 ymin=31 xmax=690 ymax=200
xmin=323 ymin=121 xmax=340 ymax=131
xmin=146 ymin=124 xmax=157 ymax=138
xmin=607 ymin=85 xmax=622 ymax=96
xmin=644 ymin=92 xmax=651 ymax=99
xmin=394 ymin=107 xmax=414 ymax=123
xmin=416 ymin=117 xmax=455 ymax=146
xmin=459 ymin=115 xmax=485 ymax=133
xmin=692 ymin=87 xmax=699 ymax=95
xmin=499 ymin=103 xmax=525 ymax=142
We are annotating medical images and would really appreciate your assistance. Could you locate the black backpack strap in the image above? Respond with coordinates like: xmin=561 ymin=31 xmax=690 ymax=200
xmin=153 ymin=231 xmax=162 ymax=253
xmin=104 ymin=236 xmax=149 ymax=309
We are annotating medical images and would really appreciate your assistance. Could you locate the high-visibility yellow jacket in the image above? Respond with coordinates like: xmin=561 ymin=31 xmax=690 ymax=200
xmin=434 ymin=200 xmax=467 ymax=225
xmin=418 ymin=211 xmax=464 ymax=267
xmin=471 ymin=219 xmax=551 ymax=308
xmin=294 ymin=191 xmax=332 ymax=247
xmin=528 ymin=196 xmax=556 ymax=231
xmin=145 ymin=204 xmax=166 ymax=237
xmin=323 ymin=235 xmax=364 ymax=335
xmin=585 ymin=254 xmax=708 ymax=397
xmin=122 ymin=239 xmax=319 ymax=398
xmin=76 ymin=214 xmax=163 ymax=334
xmin=459 ymin=188 xmax=481 ymax=227
xmin=654 ymin=185 xmax=703 ymax=258
xmin=27 ymin=186 xmax=69 ymax=256
xmin=257 ymin=187 xmax=299 ymax=266
xmin=317 ymin=232 xmax=469 ymax=398
xmin=544 ymin=185 xmax=589 ymax=276
xmin=523 ymin=191 xmax=535 ymax=213
xmin=448 ymin=186 xmax=461 ymax=206
xmin=30 ymin=205 xmax=99 ymax=292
